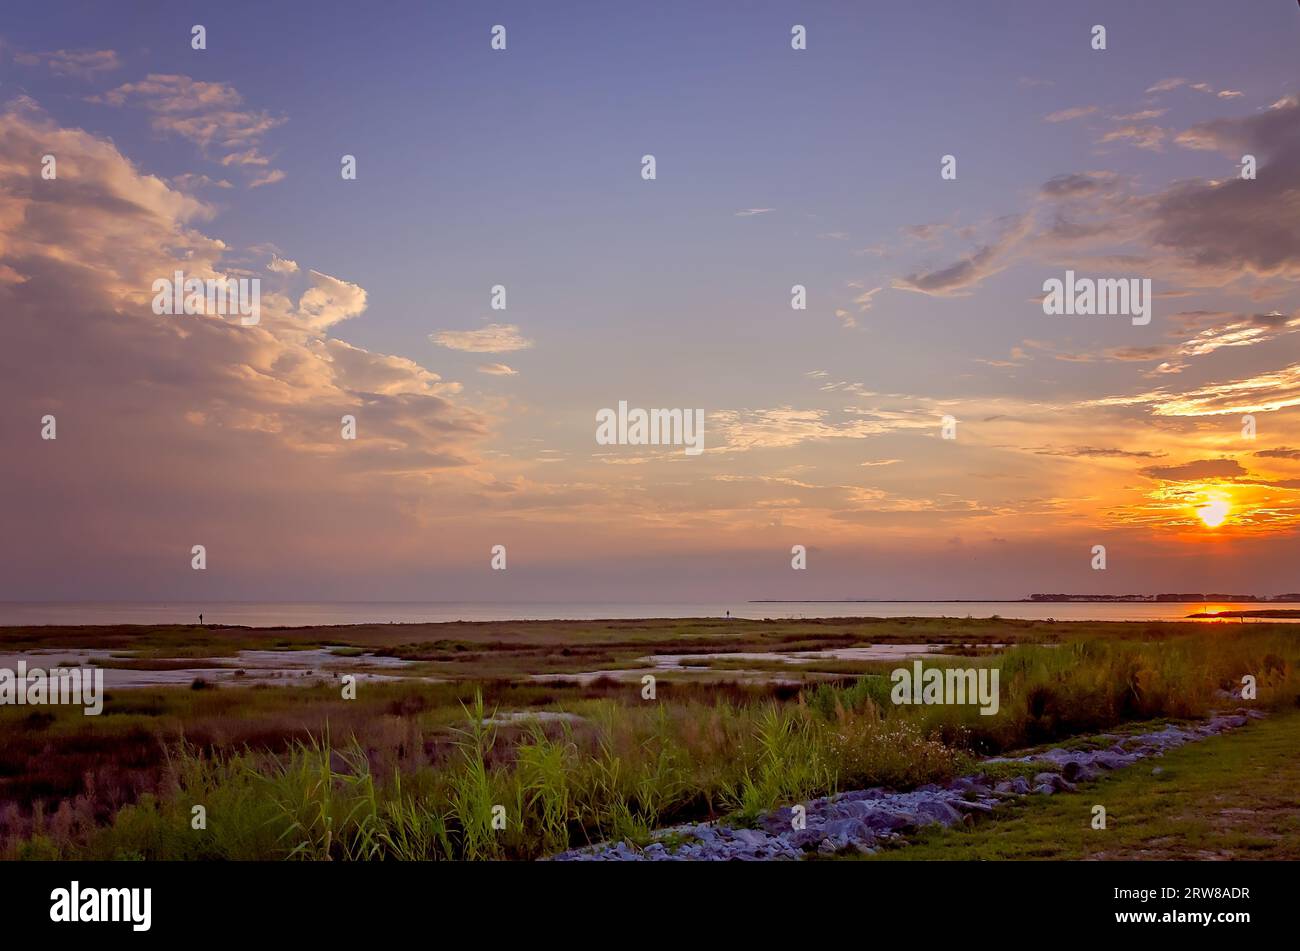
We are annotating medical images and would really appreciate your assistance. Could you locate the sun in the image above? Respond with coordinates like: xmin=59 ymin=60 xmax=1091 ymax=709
xmin=1196 ymin=498 xmax=1231 ymax=528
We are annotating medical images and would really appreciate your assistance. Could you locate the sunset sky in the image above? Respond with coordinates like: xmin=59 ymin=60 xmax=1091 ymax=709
xmin=1 ymin=0 xmax=1298 ymax=602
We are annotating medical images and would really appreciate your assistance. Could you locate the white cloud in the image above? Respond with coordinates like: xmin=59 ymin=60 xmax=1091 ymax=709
xmin=432 ymin=323 xmax=534 ymax=353
xmin=1146 ymin=77 xmax=1187 ymax=94
xmin=295 ymin=270 xmax=367 ymax=332
xmin=92 ymin=74 xmax=286 ymax=186
xmin=854 ymin=286 xmax=884 ymax=312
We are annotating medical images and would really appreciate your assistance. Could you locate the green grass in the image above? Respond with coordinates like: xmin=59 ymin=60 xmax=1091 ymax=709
xmin=858 ymin=708 xmax=1300 ymax=861
xmin=2 ymin=617 xmax=1297 ymax=860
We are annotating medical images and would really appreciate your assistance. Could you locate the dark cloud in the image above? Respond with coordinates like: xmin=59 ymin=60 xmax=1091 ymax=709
xmin=896 ymin=97 xmax=1300 ymax=298
xmin=1141 ymin=458 xmax=1247 ymax=481
xmin=892 ymin=215 xmax=1031 ymax=297
xmin=1035 ymin=447 xmax=1165 ymax=459
xmin=1040 ymin=173 xmax=1118 ymax=198
xmin=1147 ymin=97 xmax=1300 ymax=281
xmin=1106 ymin=346 xmax=1169 ymax=362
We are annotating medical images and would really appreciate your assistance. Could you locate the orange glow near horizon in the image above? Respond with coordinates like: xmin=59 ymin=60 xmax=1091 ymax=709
xmin=1190 ymin=604 xmax=1235 ymax=622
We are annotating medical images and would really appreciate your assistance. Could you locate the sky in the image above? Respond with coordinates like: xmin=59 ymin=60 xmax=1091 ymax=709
xmin=1 ymin=0 xmax=1299 ymax=602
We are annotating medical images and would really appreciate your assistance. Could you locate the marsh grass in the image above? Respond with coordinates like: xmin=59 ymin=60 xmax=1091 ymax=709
xmin=5 ymin=623 xmax=1296 ymax=860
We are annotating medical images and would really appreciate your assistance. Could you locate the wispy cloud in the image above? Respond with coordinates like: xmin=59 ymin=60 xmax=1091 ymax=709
xmin=712 ymin=406 xmax=932 ymax=452
xmin=432 ymin=323 xmax=534 ymax=353
xmin=1141 ymin=458 xmax=1247 ymax=481
xmin=1094 ymin=364 xmax=1300 ymax=417
xmin=1146 ymin=77 xmax=1188 ymax=94
xmin=1044 ymin=105 xmax=1098 ymax=123
xmin=92 ymin=74 xmax=287 ymax=188
xmin=892 ymin=215 xmax=1032 ymax=297
xmin=1099 ymin=124 xmax=1167 ymax=151
xmin=1034 ymin=447 xmax=1166 ymax=460
xmin=1147 ymin=77 xmax=1244 ymax=100
xmin=1111 ymin=109 xmax=1166 ymax=121
xmin=853 ymin=286 xmax=884 ymax=312
xmin=14 ymin=47 xmax=120 ymax=78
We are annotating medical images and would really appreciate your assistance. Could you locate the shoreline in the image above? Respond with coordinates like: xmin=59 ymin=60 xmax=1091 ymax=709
xmin=753 ymin=598 xmax=1300 ymax=604
xmin=3 ymin=612 xmax=1299 ymax=632
xmin=3 ymin=602 xmax=1298 ymax=628
xmin=1 ymin=612 xmax=1295 ymax=631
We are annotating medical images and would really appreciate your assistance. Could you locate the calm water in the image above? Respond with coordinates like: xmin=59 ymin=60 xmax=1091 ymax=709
xmin=0 ymin=601 xmax=1290 ymax=627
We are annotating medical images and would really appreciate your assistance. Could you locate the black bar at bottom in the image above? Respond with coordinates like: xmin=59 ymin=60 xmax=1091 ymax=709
xmin=0 ymin=859 xmax=1279 ymax=939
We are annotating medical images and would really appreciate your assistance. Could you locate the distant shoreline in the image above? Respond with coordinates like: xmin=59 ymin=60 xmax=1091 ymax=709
xmin=1187 ymin=609 xmax=1300 ymax=619
xmin=5 ymin=599 xmax=1300 ymax=627
xmin=752 ymin=598 xmax=1300 ymax=604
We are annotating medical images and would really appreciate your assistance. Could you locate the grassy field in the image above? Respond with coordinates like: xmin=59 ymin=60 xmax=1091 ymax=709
xmin=859 ymin=709 xmax=1300 ymax=861
xmin=1 ymin=616 xmax=1296 ymax=860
